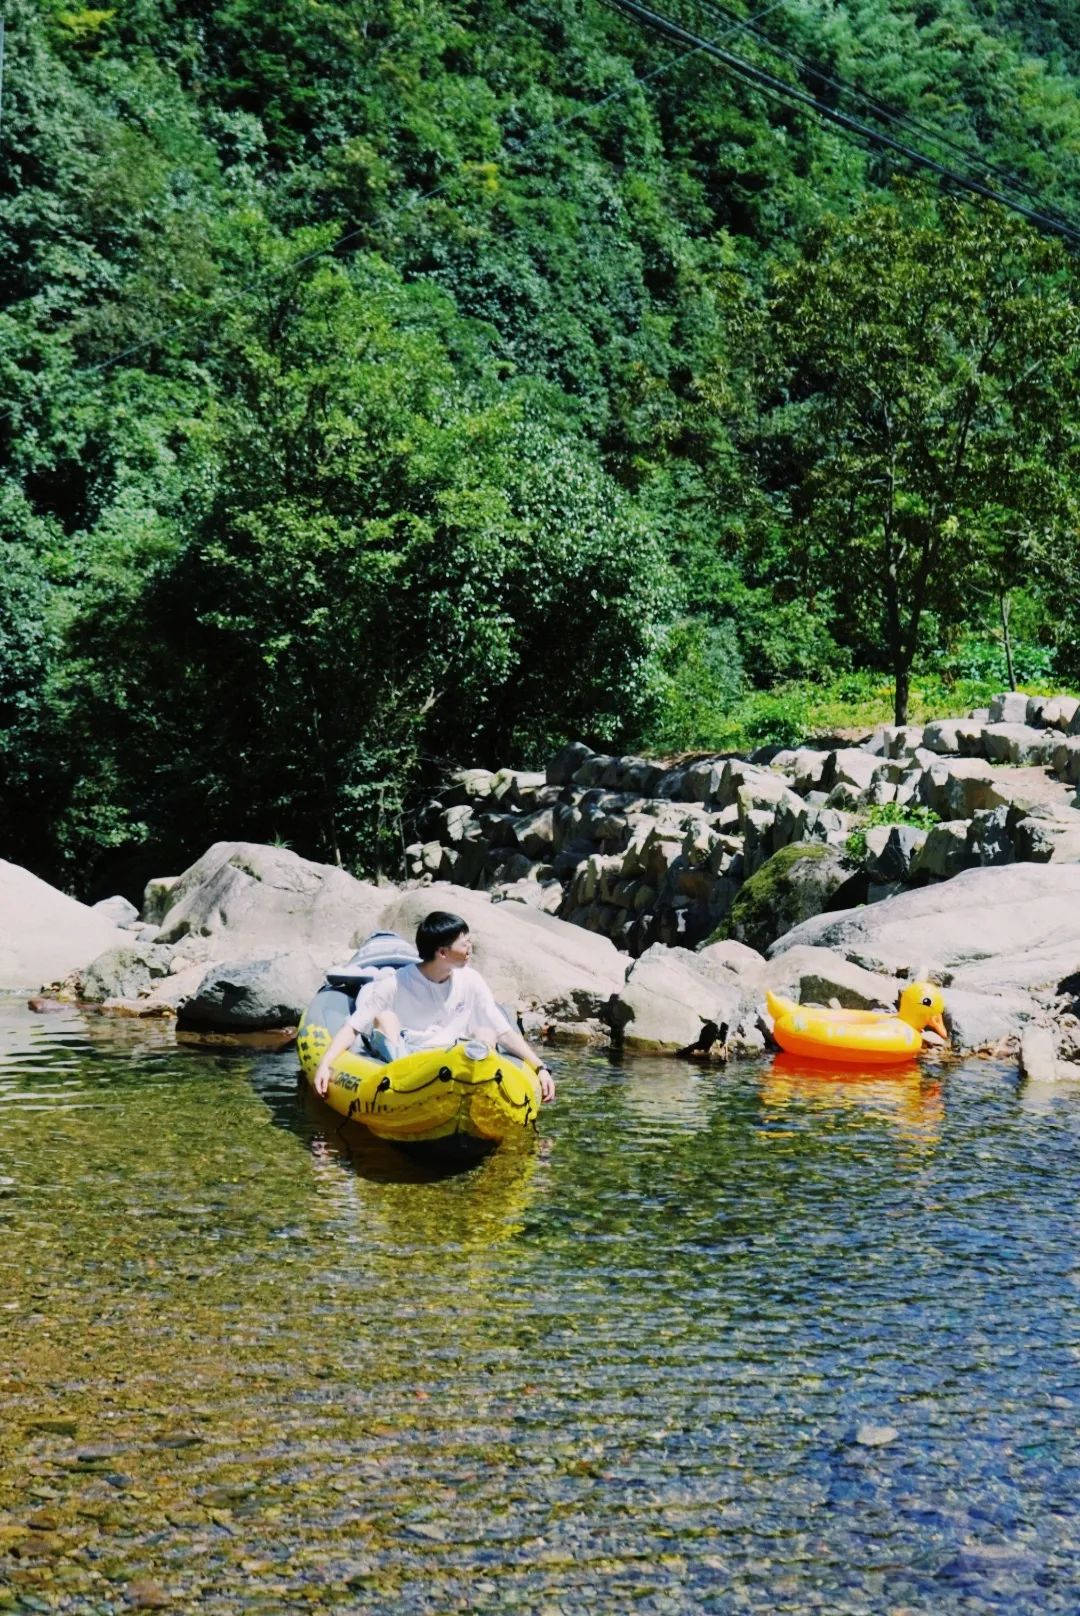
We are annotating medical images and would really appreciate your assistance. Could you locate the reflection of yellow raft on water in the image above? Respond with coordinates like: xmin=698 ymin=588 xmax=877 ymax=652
xmin=765 ymin=981 xmax=948 ymax=1065
xmin=296 ymin=934 xmax=541 ymax=1152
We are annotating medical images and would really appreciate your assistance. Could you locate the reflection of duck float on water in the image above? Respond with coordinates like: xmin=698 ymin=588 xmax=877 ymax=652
xmin=765 ymin=982 xmax=948 ymax=1065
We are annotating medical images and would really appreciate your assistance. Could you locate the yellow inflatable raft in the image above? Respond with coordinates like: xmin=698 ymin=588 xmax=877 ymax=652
xmin=765 ymin=981 xmax=947 ymax=1066
xmin=296 ymin=937 xmax=541 ymax=1150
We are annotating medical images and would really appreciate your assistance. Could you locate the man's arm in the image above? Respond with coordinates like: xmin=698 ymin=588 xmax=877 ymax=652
xmin=469 ymin=972 xmax=555 ymax=1102
xmin=494 ymin=1020 xmax=556 ymax=1103
xmin=314 ymin=975 xmax=393 ymax=1096
xmin=314 ymin=1019 xmax=357 ymax=1096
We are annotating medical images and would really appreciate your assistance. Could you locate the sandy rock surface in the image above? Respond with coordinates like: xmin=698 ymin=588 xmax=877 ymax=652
xmin=0 ymin=861 xmax=128 ymax=992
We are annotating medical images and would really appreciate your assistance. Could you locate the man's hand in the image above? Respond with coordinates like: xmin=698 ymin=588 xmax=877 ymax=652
xmin=536 ymin=1064 xmax=556 ymax=1103
xmin=315 ymin=1060 xmax=333 ymax=1097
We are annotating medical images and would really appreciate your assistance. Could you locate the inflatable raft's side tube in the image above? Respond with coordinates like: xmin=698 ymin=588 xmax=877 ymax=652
xmin=306 ymin=985 xmax=353 ymax=1041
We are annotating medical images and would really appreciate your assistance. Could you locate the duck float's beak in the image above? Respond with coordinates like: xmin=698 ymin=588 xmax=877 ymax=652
xmin=926 ymin=1013 xmax=948 ymax=1041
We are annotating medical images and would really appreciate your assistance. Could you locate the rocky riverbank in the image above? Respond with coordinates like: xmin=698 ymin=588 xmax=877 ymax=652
xmin=406 ymin=689 xmax=1080 ymax=956
xmin=6 ymin=689 xmax=1080 ymax=1073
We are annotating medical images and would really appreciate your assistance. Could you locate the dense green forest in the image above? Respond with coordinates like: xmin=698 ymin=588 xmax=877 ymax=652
xmin=4 ymin=0 xmax=1080 ymax=895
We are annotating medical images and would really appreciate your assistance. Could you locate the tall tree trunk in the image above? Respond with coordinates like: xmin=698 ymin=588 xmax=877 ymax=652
xmin=1000 ymin=591 xmax=1016 ymax=688
xmin=879 ymin=546 xmax=905 ymax=723
xmin=893 ymin=661 xmax=910 ymax=726
xmin=884 ymin=563 xmax=909 ymax=725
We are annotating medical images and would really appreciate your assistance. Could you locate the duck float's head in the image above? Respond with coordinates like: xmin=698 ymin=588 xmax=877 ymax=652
xmin=898 ymin=981 xmax=947 ymax=1040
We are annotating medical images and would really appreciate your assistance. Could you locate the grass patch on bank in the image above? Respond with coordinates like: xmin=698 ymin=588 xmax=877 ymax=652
xmin=737 ymin=673 xmax=1002 ymax=749
xmin=724 ymin=669 xmax=1080 ymax=749
xmin=649 ymin=670 xmax=1074 ymax=755
xmin=844 ymin=801 xmax=941 ymax=864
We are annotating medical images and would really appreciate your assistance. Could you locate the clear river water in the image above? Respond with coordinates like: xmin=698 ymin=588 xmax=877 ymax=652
xmin=1 ymin=1000 xmax=1079 ymax=1615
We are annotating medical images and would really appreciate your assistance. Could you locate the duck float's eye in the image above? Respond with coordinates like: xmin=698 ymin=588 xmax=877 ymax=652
xmin=921 ymin=995 xmax=933 ymax=1006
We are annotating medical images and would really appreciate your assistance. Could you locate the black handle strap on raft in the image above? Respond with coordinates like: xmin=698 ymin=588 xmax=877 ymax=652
xmin=369 ymin=1065 xmax=456 ymax=1099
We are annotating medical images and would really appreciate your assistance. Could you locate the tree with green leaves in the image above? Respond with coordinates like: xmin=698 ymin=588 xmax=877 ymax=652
xmin=61 ymin=255 xmax=671 ymax=878
xmin=758 ymin=189 xmax=1080 ymax=722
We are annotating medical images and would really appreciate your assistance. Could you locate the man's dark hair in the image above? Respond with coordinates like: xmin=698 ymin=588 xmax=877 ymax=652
xmin=416 ymin=911 xmax=469 ymax=962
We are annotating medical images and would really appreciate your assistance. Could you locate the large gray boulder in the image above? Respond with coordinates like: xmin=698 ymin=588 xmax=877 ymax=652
xmin=981 ymin=724 xmax=1058 ymax=766
xmin=988 ymin=691 xmax=1032 ymax=725
xmin=80 ymin=942 xmax=175 ymax=1002
xmin=375 ymin=882 xmax=626 ymax=1036
xmin=142 ymin=876 xmax=181 ymax=924
xmin=944 ymin=987 xmax=1037 ymax=1051
xmin=1019 ymin=1024 xmax=1064 ymax=1082
xmin=1028 ymin=694 xmax=1080 ymax=731
xmin=921 ymin=719 xmax=984 ymax=756
xmin=820 ymin=748 xmax=881 ymax=795
xmin=770 ymin=864 xmax=1080 ymax=988
xmin=153 ymin=842 xmax=390 ymax=956
xmin=177 ymin=951 xmax=327 ymax=1031
xmin=515 ymin=807 xmax=556 ymax=859
xmin=909 ymin=820 xmax=970 ymax=880
xmin=863 ymin=823 xmax=928 ymax=883
xmin=920 ymin=759 xmax=1007 ymax=820
xmin=946 ymin=949 xmax=1080 ymax=996
xmin=0 ymin=861 xmax=128 ymax=991
xmin=763 ymin=945 xmax=899 ymax=1010
xmin=683 ymin=758 xmax=726 ymax=802
xmin=606 ymin=944 xmax=743 ymax=1052
xmin=965 ymin=806 xmax=1014 ymax=868
xmin=880 ymin=725 xmax=924 ymax=758
xmin=695 ymin=938 xmax=768 ymax=993
xmin=1011 ymin=814 xmax=1080 ymax=864
xmin=1051 ymin=737 xmax=1080 ymax=786
xmin=91 ymin=895 xmax=140 ymax=929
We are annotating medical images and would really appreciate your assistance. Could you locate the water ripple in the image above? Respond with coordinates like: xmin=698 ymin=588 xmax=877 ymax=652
xmin=0 ymin=1004 xmax=1078 ymax=1613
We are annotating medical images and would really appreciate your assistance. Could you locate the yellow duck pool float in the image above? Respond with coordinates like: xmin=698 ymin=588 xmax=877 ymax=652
xmin=765 ymin=981 xmax=948 ymax=1065
xmin=296 ymin=934 xmax=541 ymax=1152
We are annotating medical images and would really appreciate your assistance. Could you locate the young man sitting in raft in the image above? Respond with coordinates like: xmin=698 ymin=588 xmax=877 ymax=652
xmin=314 ymin=910 xmax=556 ymax=1102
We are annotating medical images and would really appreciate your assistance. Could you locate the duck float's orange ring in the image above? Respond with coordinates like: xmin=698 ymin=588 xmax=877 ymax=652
xmin=765 ymin=982 xmax=947 ymax=1066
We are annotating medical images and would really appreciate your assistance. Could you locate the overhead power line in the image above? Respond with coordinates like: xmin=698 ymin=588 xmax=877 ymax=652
xmin=598 ymin=0 xmax=1080 ymax=248
xmin=685 ymin=0 xmax=1079 ymax=231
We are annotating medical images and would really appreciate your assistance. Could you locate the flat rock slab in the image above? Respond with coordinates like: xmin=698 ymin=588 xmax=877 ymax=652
xmin=971 ymin=765 xmax=1075 ymax=816
xmin=176 ymin=1025 xmax=299 ymax=1050
xmin=770 ymin=864 xmax=1080 ymax=980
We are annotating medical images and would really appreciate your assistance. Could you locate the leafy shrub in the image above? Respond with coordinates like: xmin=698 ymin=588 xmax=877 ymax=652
xmin=645 ymin=618 xmax=745 ymax=753
xmin=845 ymin=802 xmax=940 ymax=865
xmin=741 ymin=693 xmax=810 ymax=749
xmin=932 ymin=628 xmax=1057 ymax=688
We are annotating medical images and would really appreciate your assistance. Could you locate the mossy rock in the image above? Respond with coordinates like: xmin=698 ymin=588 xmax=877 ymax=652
xmin=720 ymin=841 xmax=851 ymax=955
